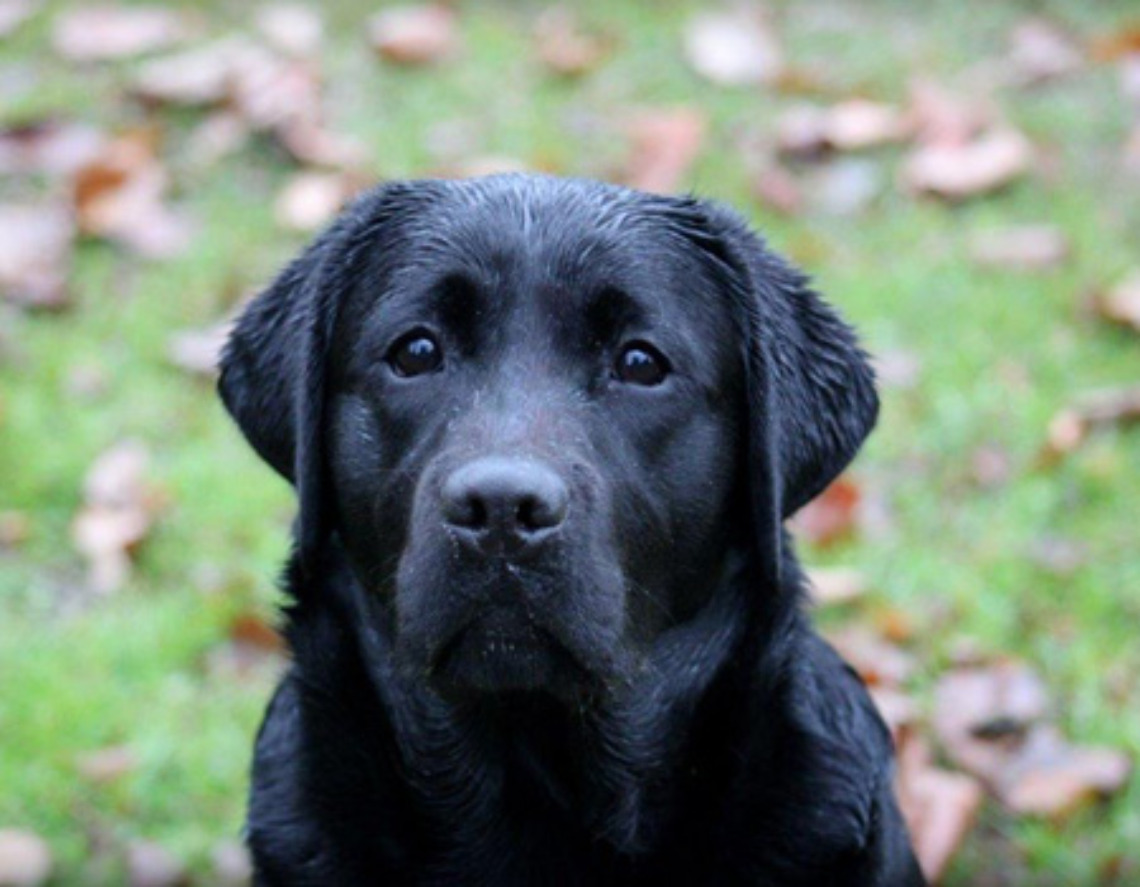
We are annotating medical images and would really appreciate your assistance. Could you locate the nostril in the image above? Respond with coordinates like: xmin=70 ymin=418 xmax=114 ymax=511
xmin=517 ymin=489 xmax=567 ymax=533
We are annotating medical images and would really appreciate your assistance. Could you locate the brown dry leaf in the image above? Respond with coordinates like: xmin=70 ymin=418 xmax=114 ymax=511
xmin=1097 ymin=272 xmax=1140 ymax=332
xmin=125 ymin=840 xmax=187 ymax=887
xmin=806 ymin=158 xmax=882 ymax=217
xmin=933 ymin=661 xmax=1051 ymax=782
xmin=896 ymin=732 xmax=985 ymax=885
xmin=751 ymin=163 xmax=802 ymax=215
xmin=788 ymin=475 xmax=861 ymax=547
xmin=906 ymin=80 xmax=993 ymax=147
xmin=0 ymin=203 xmax=74 ymax=310
xmin=683 ymin=7 xmax=782 ymax=87
xmin=369 ymin=4 xmax=459 ymax=66
xmin=0 ymin=120 xmax=106 ymax=177
xmin=0 ymin=828 xmax=53 ymax=887
xmin=0 ymin=0 xmax=37 ymax=39
xmin=824 ymin=624 xmax=914 ymax=687
xmin=623 ymin=108 xmax=706 ymax=194
xmin=1090 ymin=26 xmax=1140 ymax=62
xmin=825 ymin=99 xmax=911 ymax=151
xmin=1007 ymin=18 xmax=1083 ymax=86
xmin=255 ymin=4 xmax=322 ymax=58
xmin=209 ymin=612 xmax=288 ymax=679
xmin=52 ymin=5 xmax=189 ymax=62
xmin=999 ymin=727 xmax=1132 ymax=818
xmin=71 ymin=440 xmax=160 ymax=595
xmin=76 ymin=745 xmax=137 ymax=784
xmin=774 ymin=105 xmax=830 ymax=159
xmin=167 ymin=319 xmax=234 ymax=377
xmin=872 ymin=349 xmax=922 ymax=390
xmin=805 ymin=565 xmax=867 ymax=606
xmin=74 ymin=129 xmax=192 ymax=258
xmin=1042 ymin=387 xmax=1140 ymax=461
xmin=132 ymin=38 xmax=250 ymax=107
xmin=902 ymin=127 xmax=1032 ymax=200
xmin=0 ymin=511 xmax=31 ymax=548
xmin=210 ymin=840 xmax=253 ymax=887
xmin=969 ymin=225 xmax=1069 ymax=271
xmin=275 ymin=170 xmax=366 ymax=231
xmin=183 ymin=112 xmax=251 ymax=169
xmin=533 ymin=7 xmax=609 ymax=77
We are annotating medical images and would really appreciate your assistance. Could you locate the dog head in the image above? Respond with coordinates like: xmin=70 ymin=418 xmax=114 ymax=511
xmin=220 ymin=175 xmax=877 ymax=698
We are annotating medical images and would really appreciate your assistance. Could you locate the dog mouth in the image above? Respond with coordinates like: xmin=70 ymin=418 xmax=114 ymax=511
xmin=430 ymin=606 xmax=591 ymax=696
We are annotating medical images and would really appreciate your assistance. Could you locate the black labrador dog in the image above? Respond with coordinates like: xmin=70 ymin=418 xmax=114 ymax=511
xmin=219 ymin=174 xmax=925 ymax=886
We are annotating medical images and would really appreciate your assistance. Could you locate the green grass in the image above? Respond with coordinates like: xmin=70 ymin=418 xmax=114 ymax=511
xmin=2 ymin=0 xmax=1138 ymax=882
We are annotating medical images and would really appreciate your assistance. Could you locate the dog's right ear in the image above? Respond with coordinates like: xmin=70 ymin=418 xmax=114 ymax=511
xmin=218 ymin=230 xmax=338 ymax=483
xmin=219 ymin=182 xmax=434 ymax=566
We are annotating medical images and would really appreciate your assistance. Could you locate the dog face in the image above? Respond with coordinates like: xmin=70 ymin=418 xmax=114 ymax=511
xmin=220 ymin=175 xmax=878 ymax=699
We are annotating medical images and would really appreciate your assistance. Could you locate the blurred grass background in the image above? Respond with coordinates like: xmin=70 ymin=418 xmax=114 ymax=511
xmin=1 ymin=0 xmax=1138 ymax=883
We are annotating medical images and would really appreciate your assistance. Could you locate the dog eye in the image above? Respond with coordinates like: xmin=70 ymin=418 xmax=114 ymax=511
xmin=614 ymin=342 xmax=669 ymax=387
xmin=388 ymin=331 xmax=443 ymax=377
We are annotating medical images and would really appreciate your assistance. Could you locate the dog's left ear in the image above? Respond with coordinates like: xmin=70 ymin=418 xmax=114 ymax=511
xmin=676 ymin=200 xmax=879 ymax=583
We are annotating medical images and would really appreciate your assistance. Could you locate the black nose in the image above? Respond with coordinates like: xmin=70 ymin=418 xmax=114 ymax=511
xmin=441 ymin=457 xmax=569 ymax=553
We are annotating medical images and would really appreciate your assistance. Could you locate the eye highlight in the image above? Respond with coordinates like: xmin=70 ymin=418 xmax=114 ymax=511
xmin=614 ymin=342 xmax=670 ymax=387
xmin=388 ymin=330 xmax=443 ymax=378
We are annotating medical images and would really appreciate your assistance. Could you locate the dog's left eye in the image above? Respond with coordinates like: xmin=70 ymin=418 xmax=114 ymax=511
xmin=614 ymin=342 xmax=670 ymax=387
xmin=388 ymin=331 xmax=443 ymax=377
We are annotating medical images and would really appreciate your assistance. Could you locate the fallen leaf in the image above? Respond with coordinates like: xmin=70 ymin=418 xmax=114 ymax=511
xmin=970 ymin=444 xmax=1013 ymax=488
xmin=805 ymin=565 xmax=867 ymax=606
xmin=435 ymin=155 xmax=530 ymax=179
xmin=1089 ymin=26 xmax=1140 ymax=62
xmin=1042 ymin=387 xmax=1140 ymax=461
xmin=0 ymin=829 xmax=52 ymax=887
xmin=788 ymin=475 xmax=861 ymax=547
xmin=969 ymin=225 xmax=1069 ymax=271
xmin=933 ymin=661 xmax=1051 ymax=782
xmin=683 ymin=7 xmax=782 ymax=87
xmin=872 ymin=349 xmax=922 ymax=390
xmin=275 ymin=170 xmax=366 ymax=231
xmin=369 ymin=4 xmax=459 ymax=66
xmin=210 ymin=840 xmax=252 ymax=887
xmin=1097 ymin=272 xmax=1140 ymax=332
xmin=999 ymin=727 xmax=1132 ymax=819
xmin=208 ymin=611 xmax=288 ymax=679
xmin=868 ymin=686 xmax=919 ymax=743
xmin=774 ymin=105 xmax=830 ymax=159
xmin=906 ymin=80 xmax=992 ymax=147
xmin=895 ymin=732 xmax=984 ymax=885
xmin=167 ymin=319 xmax=234 ymax=377
xmin=805 ymin=158 xmax=882 ymax=216
xmin=0 ymin=120 xmax=105 ymax=177
xmin=71 ymin=440 xmax=159 ymax=595
xmin=0 ymin=0 xmax=36 ymax=39
xmin=825 ymin=625 xmax=914 ymax=687
xmin=76 ymin=745 xmax=137 ymax=784
xmin=824 ymin=99 xmax=911 ymax=151
xmin=0 ymin=203 xmax=74 ymax=310
xmin=533 ymin=7 xmax=608 ymax=77
xmin=1006 ymin=18 xmax=1083 ymax=86
xmin=751 ymin=163 xmax=802 ymax=215
xmin=0 ymin=511 xmax=30 ymax=548
xmin=622 ymin=108 xmax=706 ymax=194
xmin=902 ymin=127 xmax=1032 ymax=200
xmin=73 ymin=128 xmax=192 ymax=258
xmin=52 ymin=5 xmax=189 ymax=62
xmin=183 ymin=112 xmax=251 ymax=169
xmin=131 ymin=38 xmax=249 ymax=106
xmin=255 ymin=4 xmax=322 ymax=58
xmin=125 ymin=840 xmax=187 ymax=887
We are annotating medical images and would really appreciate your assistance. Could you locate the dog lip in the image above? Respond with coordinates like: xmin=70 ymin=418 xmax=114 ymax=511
xmin=445 ymin=524 xmax=560 ymax=561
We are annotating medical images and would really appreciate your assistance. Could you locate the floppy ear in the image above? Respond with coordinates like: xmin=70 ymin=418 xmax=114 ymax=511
xmin=681 ymin=201 xmax=879 ymax=580
xmin=218 ymin=183 xmax=426 ymax=570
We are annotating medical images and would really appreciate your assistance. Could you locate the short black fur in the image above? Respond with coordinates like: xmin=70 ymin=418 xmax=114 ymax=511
xmin=219 ymin=174 xmax=925 ymax=886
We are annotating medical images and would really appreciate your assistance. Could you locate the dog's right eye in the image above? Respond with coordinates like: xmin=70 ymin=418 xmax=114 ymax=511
xmin=387 ymin=331 xmax=443 ymax=377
